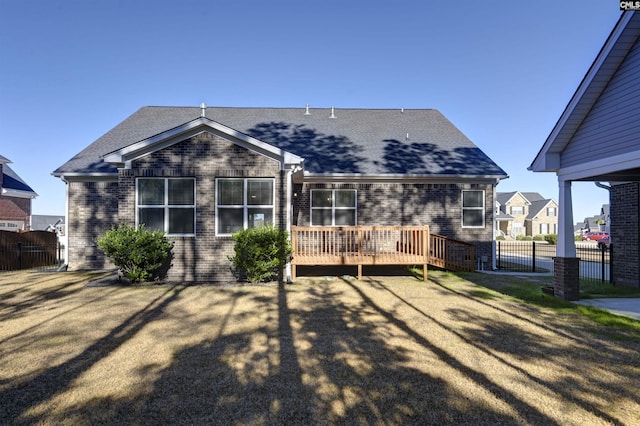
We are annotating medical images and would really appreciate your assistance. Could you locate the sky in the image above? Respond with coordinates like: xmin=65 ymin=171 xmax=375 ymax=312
xmin=0 ymin=1 xmax=624 ymax=223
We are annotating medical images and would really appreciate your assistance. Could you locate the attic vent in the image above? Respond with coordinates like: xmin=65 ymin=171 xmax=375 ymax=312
xmin=330 ymin=106 xmax=336 ymax=119
xmin=406 ymin=132 xmax=410 ymax=140
xmin=200 ymin=102 xmax=207 ymax=117
xmin=304 ymin=104 xmax=311 ymax=115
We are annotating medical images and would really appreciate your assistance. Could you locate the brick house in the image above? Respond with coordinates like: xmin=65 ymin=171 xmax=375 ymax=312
xmin=530 ymin=11 xmax=640 ymax=297
xmin=54 ymin=105 xmax=508 ymax=282
xmin=496 ymin=191 xmax=558 ymax=238
xmin=0 ymin=155 xmax=37 ymax=231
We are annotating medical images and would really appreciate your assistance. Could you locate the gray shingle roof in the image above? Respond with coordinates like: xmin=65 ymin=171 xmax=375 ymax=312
xmin=2 ymin=162 xmax=36 ymax=195
xmin=54 ymin=106 xmax=508 ymax=178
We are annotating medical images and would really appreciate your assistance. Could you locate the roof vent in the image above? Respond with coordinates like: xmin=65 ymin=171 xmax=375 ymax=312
xmin=406 ymin=132 xmax=410 ymax=140
xmin=304 ymin=104 xmax=311 ymax=115
xmin=330 ymin=106 xmax=336 ymax=119
xmin=200 ymin=102 xmax=207 ymax=117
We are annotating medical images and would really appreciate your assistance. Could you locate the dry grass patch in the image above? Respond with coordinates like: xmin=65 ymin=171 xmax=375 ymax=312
xmin=0 ymin=270 xmax=639 ymax=425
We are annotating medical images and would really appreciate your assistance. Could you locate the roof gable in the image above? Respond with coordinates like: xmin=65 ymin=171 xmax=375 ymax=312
xmin=102 ymin=117 xmax=303 ymax=170
xmin=530 ymin=11 xmax=640 ymax=175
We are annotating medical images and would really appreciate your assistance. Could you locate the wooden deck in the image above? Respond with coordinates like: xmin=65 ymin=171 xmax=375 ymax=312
xmin=291 ymin=226 xmax=475 ymax=280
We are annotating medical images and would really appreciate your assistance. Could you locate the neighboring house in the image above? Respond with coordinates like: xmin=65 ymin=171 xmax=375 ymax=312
xmin=0 ymin=155 xmax=37 ymax=231
xmin=495 ymin=191 xmax=558 ymax=238
xmin=54 ymin=105 xmax=508 ymax=282
xmin=574 ymin=204 xmax=610 ymax=236
xmin=530 ymin=11 xmax=640 ymax=297
xmin=31 ymin=215 xmax=65 ymax=235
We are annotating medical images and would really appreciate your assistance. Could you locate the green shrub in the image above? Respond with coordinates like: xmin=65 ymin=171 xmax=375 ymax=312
xmin=97 ymin=224 xmax=173 ymax=283
xmin=516 ymin=235 xmax=532 ymax=241
xmin=229 ymin=225 xmax=292 ymax=284
xmin=533 ymin=235 xmax=545 ymax=241
xmin=543 ymin=234 xmax=558 ymax=245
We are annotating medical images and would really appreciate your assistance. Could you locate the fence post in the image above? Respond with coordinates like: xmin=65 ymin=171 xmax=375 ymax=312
xmin=610 ymin=243 xmax=614 ymax=285
xmin=18 ymin=242 xmax=22 ymax=270
xmin=601 ymin=244 xmax=606 ymax=283
xmin=497 ymin=241 xmax=501 ymax=269
xmin=532 ymin=241 xmax=536 ymax=273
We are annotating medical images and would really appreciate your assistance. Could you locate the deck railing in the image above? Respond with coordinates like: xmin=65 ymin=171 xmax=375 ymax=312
xmin=290 ymin=226 xmax=476 ymax=280
xmin=430 ymin=234 xmax=475 ymax=272
xmin=291 ymin=225 xmax=430 ymax=280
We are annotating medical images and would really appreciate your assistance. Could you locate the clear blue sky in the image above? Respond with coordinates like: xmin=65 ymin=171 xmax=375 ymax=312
xmin=0 ymin=1 xmax=622 ymax=223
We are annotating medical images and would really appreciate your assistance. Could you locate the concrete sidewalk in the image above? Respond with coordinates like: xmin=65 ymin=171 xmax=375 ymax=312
xmin=574 ymin=298 xmax=640 ymax=320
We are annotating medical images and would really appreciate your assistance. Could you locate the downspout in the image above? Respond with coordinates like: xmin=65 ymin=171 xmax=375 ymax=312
xmin=59 ymin=175 xmax=70 ymax=271
xmin=285 ymin=167 xmax=293 ymax=282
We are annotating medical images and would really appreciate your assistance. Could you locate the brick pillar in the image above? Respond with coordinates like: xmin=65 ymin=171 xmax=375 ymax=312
xmin=553 ymin=257 xmax=580 ymax=301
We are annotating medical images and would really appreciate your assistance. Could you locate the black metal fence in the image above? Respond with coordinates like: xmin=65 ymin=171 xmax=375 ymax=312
xmin=495 ymin=241 xmax=611 ymax=282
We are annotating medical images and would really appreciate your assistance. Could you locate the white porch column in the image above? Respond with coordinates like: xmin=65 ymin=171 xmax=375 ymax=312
xmin=557 ymin=179 xmax=576 ymax=257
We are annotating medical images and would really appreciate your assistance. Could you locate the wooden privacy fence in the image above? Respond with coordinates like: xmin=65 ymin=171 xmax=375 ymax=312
xmin=290 ymin=225 xmax=475 ymax=281
xmin=0 ymin=230 xmax=59 ymax=271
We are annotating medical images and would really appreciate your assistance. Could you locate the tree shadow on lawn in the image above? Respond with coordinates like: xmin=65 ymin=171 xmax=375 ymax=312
xmin=367 ymin=274 xmax=640 ymax=425
xmin=20 ymin=280 xmax=527 ymax=425
xmin=0 ymin=284 xmax=186 ymax=424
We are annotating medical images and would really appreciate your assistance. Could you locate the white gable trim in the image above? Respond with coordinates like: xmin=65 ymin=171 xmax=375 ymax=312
xmin=557 ymin=148 xmax=640 ymax=182
xmin=530 ymin=12 xmax=637 ymax=172
xmin=102 ymin=117 xmax=304 ymax=170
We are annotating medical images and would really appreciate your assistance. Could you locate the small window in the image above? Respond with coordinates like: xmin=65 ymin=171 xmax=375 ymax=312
xmin=462 ymin=190 xmax=484 ymax=228
xmin=137 ymin=178 xmax=195 ymax=235
xmin=217 ymin=178 xmax=274 ymax=235
xmin=311 ymin=189 xmax=356 ymax=226
xmin=547 ymin=207 xmax=557 ymax=217
xmin=510 ymin=206 xmax=524 ymax=215
xmin=540 ymin=223 xmax=549 ymax=234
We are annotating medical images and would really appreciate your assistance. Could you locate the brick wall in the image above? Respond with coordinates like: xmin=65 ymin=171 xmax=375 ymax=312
xmin=66 ymin=180 xmax=119 ymax=270
xmin=293 ymin=182 xmax=495 ymax=264
xmin=610 ymin=182 xmax=639 ymax=287
xmin=126 ymin=132 xmax=282 ymax=282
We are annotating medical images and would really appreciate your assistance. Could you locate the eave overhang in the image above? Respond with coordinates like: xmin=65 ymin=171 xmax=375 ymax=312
xmin=1 ymin=188 xmax=38 ymax=199
xmin=297 ymin=172 xmax=508 ymax=185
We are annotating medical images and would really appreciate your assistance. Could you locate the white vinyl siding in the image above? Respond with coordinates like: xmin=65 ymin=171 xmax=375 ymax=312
xmin=562 ymin=37 xmax=640 ymax=167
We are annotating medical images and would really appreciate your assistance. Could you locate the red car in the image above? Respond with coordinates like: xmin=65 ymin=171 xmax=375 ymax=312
xmin=581 ymin=231 xmax=609 ymax=241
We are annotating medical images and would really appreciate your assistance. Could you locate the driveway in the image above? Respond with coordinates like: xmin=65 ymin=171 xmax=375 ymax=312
xmin=575 ymin=298 xmax=640 ymax=320
xmin=0 ymin=270 xmax=638 ymax=425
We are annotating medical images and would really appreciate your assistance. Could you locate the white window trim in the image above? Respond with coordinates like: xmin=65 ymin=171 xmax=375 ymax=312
xmin=461 ymin=189 xmax=485 ymax=229
xmin=215 ymin=178 xmax=275 ymax=236
xmin=310 ymin=189 xmax=357 ymax=226
xmin=136 ymin=178 xmax=196 ymax=237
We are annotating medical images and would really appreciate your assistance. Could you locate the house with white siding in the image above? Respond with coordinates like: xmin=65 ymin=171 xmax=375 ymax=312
xmin=530 ymin=11 xmax=640 ymax=298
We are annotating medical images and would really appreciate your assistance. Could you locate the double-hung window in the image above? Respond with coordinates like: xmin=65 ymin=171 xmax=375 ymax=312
xmin=217 ymin=178 xmax=274 ymax=235
xmin=311 ymin=189 xmax=356 ymax=226
xmin=137 ymin=178 xmax=195 ymax=235
xmin=461 ymin=190 xmax=484 ymax=228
